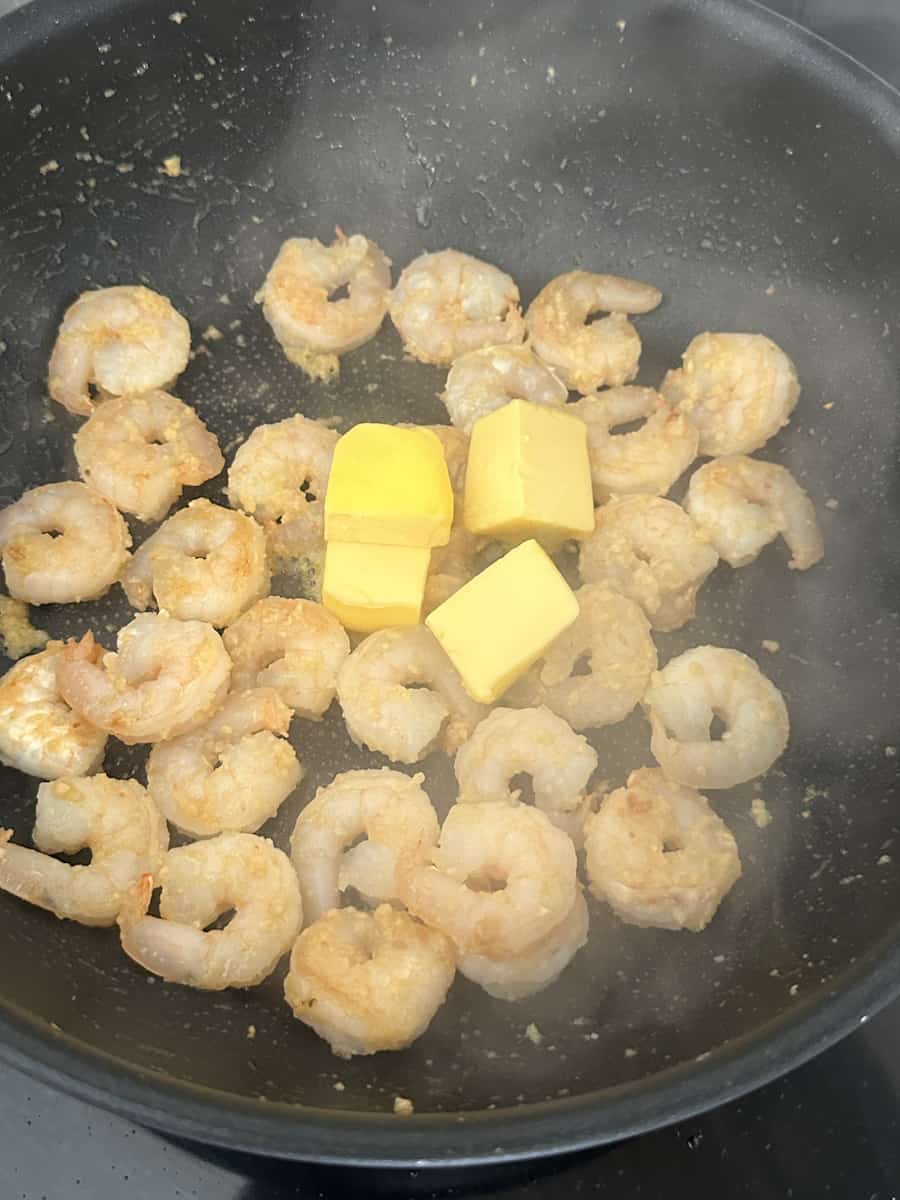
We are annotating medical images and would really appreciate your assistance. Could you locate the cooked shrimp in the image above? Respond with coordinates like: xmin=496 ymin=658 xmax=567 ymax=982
xmin=661 ymin=332 xmax=801 ymax=456
xmin=423 ymin=522 xmax=481 ymax=614
xmin=0 ymin=776 xmax=167 ymax=926
xmin=578 ymin=495 xmax=718 ymax=632
xmin=58 ymin=614 xmax=231 ymax=745
xmin=146 ymin=688 xmax=301 ymax=837
xmin=75 ymin=391 xmax=223 ymax=523
xmin=0 ymin=642 xmax=106 ymax=779
xmin=0 ymin=482 xmax=130 ymax=605
xmin=223 ymin=597 xmax=349 ymax=719
xmin=227 ymin=414 xmax=337 ymax=559
xmin=48 ymin=285 xmax=191 ymax=416
xmin=118 ymin=833 xmax=302 ymax=989
xmin=454 ymin=707 xmax=597 ymax=840
xmin=337 ymin=625 xmax=487 ymax=762
xmin=525 ymin=270 xmax=662 ymax=393
xmin=389 ymin=249 xmax=525 ymax=365
xmin=459 ymin=890 xmax=589 ymax=1001
xmin=507 ymin=584 xmax=657 ymax=732
xmin=290 ymin=768 xmax=438 ymax=923
xmin=685 ymin=455 xmax=824 ymax=570
xmin=569 ymin=386 xmax=698 ymax=501
xmin=284 ymin=904 xmax=456 ymax=1057
xmin=584 ymin=768 xmax=741 ymax=932
xmin=121 ymin=499 xmax=269 ymax=627
xmin=643 ymin=646 xmax=790 ymax=789
xmin=257 ymin=232 xmax=391 ymax=380
xmin=402 ymin=801 xmax=578 ymax=958
xmin=441 ymin=344 xmax=567 ymax=433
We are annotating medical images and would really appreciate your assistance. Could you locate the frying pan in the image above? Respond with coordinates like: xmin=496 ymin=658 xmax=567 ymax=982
xmin=1 ymin=0 xmax=899 ymax=1167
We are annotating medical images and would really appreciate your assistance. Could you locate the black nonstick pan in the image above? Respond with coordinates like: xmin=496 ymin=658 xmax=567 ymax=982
xmin=1 ymin=0 xmax=899 ymax=1167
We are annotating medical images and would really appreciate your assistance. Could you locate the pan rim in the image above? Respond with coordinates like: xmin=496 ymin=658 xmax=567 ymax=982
xmin=1 ymin=0 xmax=899 ymax=1165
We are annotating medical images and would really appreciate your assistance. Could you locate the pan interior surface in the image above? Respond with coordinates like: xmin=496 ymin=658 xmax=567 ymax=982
xmin=0 ymin=0 xmax=898 ymax=1163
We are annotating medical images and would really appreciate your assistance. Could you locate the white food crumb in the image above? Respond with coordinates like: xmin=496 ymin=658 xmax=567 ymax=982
xmin=246 ymin=1024 xmax=256 ymax=1040
xmin=169 ymin=10 xmax=187 ymax=22
xmin=624 ymin=1047 xmax=637 ymax=1058
xmin=546 ymin=65 xmax=556 ymax=82
xmin=884 ymin=746 xmax=896 ymax=758
xmin=765 ymin=284 xmax=776 ymax=296
xmin=39 ymin=160 xmax=59 ymax=175
xmin=393 ymin=1096 xmax=414 ymax=1115
xmin=202 ymin=325 xmax=223 ymax=341
xmin=469 ymin=74 xmax=478 ymax=88
xmin=525 ymin=1022 xmax=543 ymax=1046
xmin=616 ymin=18 xmax=626 ymax=33
xmin=103 ymin=88 xmax=116 ymax=98
xmin=333 ymin=1081 xmax=345 ymax=1092
xmin=751 ymin=798 xmax=773 ymax=829
xmin=761 ymin=639 xmax=780 ymax=654
xmin=116 ymin=162 xmax=134 ymax=174
xmin=877 ymin=854 xmax=892 ymax=866
xmin=789 ymin=984 xmax=799 ymax=996
xmin=0 ymin=597 xmax=49 ymax=659
xmin=161 ymin=154 xmax=182 ymax=177
xmin=825 ymin=498 xmax=839 ymax=510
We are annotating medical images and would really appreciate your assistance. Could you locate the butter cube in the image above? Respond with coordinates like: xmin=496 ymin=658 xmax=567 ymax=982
xmin=425 ymin=539 xmax=578 ymax=703
xmin=325 ymin=423 xmax=453 ymax=547
xmin=463 ymin=399 xmax=594 ymax=545
xmin=322 ymin=541 xmax=430 ymax=633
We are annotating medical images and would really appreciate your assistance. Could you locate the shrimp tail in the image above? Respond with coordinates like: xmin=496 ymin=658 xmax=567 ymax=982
xmin=63 ymin=630 xmax=101 ymax=664
xmin=117 ymin=871 xmax=154 ymax=932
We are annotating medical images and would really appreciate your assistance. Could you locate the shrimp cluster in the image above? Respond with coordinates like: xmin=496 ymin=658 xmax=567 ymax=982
xmin=0 ymin=234 xmax=826 ymax=1070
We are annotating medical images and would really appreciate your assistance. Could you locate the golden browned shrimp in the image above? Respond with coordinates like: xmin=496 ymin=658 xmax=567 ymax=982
xmin=389 ymin=249 xmax=525 ymax=364
xmin=48 ymin=285 xmax=190 ymax=416
xmin=0 ymin=482 xmax=130 ymax=605
xmin=257 ymin=232 xmax=392 ymax=380
xmin=284 ymin=905 xmax=456 ymax=1058
xmin=75 ymin=391 xmax=223 ymax=523
xmin=584 ymin=768 xmax=741 ymax=931
xmin=525 ymin=270 xmax=662 ymax=392
xmin=661 ymin=332 xmax=800 ymax=456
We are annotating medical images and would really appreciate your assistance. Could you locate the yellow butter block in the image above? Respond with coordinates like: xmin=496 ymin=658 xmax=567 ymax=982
xmin=325 ymin=423 xmax=453 ymax=548
xmin=425 ymin=539 xmax=578 ymax=703
xmin=322 ymin=540 xmax=430 ymax=633
xmin=463 ymin=399 xmax=594 ymax=545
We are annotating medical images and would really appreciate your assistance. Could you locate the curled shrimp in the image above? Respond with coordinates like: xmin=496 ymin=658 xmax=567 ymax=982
xmin=584 ymin=768 xmax=741 ymax=932
xmin=257 ymin=232 xmax=391 ymax=380
xmin=290 ymin=768 xmax=439 ymax=924
xmin=0 ymin=642 xmax=106 ymax=779
xmin=227 ymin=414 xmax=338 ymax=559
xmin=223 ymin=597 xmax=349 ymax=719
xmin=0 ymin=776 xmax=168 ymax=926
xmin=524 ymin=270 xmax=662 ymax=393
xmin=146 ymin=688 xmax=302 ymax=837
xmin=389 ymin=249 xmax=525 ymax=365
xmin=336 ymin=625 xmax=487 ymax=763
xmin=459 ymin=890 xmax=589 ymax=1001
xmin=58 ymin=614 xmax=231 ymax=745
xmin=441 ymin=344 xmax=567 ymax=433
xmin=284 ymin=904 xmax=456 ymax=1058
xmin=685 ymin=455 xmax=824 ymax=570
xmin=0 ymin=481 xmax=130 ymax=605
xmin=118 ymin=833 xmax=302 ymax=990
xmin=75 ymin=391 xmax=224 ymax=524
xmin=121 ymin=499 xmax=269 ymax=628
xmin=661 ymin=332 xmax=801 ymax=456
xmin=454 ymin=707 xmax=598 ymax=840
xmin=643 ymin=646 xmax=790 ymax=789
xmin=507 ymin=584 xmax=657 ymax=732
xmin=48 ymin=285 xmax=191 ymax=416
xmin=402 ymin=801 xmax=578 ymax=958
xmin=578 ymin=495 xmax=718 ymax=632
xmin=569 ymin=386 xmax=698 ymax=501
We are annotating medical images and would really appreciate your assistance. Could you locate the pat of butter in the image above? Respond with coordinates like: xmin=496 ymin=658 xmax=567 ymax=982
xmin=325 ymin=423 xmax=453 ymax=547
xmin=322 ymin=540 xmax=430 ymax=633
xmin=425 ymin=539 xmax=578 ymax=703
xmin=463 ymin=399 xmax=594 ymax=545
